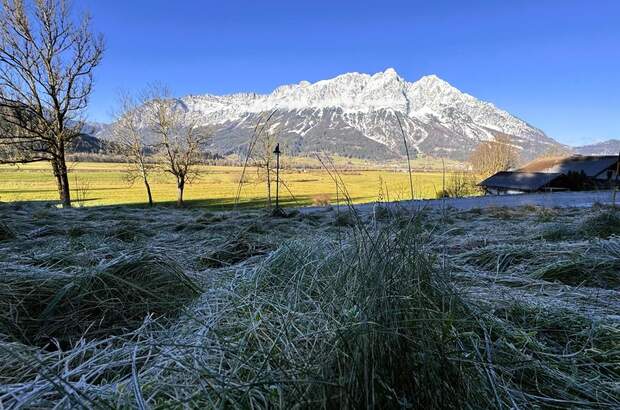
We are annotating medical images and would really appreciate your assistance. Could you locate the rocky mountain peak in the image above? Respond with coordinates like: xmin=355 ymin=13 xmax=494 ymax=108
xmin=95 ymin=69 xmax=563 ymax=161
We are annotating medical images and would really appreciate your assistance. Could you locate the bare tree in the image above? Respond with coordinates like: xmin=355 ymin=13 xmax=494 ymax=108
xmin=0 ymin=0 xmax=104 ymax=207
xmin=146 ymin=86 xmax=209 ymax=207
xmin=253 ymin=129 xmax=278 ymax=208
xmin=436 ymin=171 xmax=479 ymax=198
xmin=469 ymin=135 xmax=519 ymax=177
xmin=111 ymin=91 xmax=155 ymax=206
xmin=535 ymin=144 xmax=573 ymax=159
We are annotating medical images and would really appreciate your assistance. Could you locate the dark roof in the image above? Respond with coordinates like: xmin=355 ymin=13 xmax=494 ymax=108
xmin=479 ymin=172 xmax=562 ymax=191
xmin=517 ymin=155 xmax=618 ymax=177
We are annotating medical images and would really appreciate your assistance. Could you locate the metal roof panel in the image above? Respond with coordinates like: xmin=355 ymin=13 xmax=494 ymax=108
xmin=479 ymin=172 xmax=562 ymax=191
xmin=517 ymin=155 xmax=618 ymax=177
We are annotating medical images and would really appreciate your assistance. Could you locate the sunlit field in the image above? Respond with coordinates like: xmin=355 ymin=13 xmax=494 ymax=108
xmin=0 ymin=162 xmax=459 ymax=208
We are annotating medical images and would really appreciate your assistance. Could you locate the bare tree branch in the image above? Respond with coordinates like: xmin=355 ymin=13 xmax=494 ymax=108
xmin=469 ymin=135 xmax=520 ymax=178
xmin=144 ymin=84 xmax=210 ymax=207
xmin=111 ymin=89 xmax=155 ymax=206
xmin=0 ymin=0 xmax=104 ymax=206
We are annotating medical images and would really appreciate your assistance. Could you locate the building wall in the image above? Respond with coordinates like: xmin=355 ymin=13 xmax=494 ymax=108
xmin=484 ymin=187 xmax=527 ymax=195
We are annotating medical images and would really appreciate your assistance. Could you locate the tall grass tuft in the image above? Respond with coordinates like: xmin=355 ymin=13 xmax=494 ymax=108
xmin=200 ymin=232 xmax=273 ymax=268
xmin=0 ymin=221 xmax=15 ymax=241
xmin=580 ymin=209 xmax=620 ymax=238
xmin=0 ymin=252 xmax=200 ymax=348
xmin=248 ymin=215 xmax=495 ymax=408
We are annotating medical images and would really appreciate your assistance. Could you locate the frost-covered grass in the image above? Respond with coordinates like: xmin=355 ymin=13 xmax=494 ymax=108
xmin=0 ymin=201 xmax=618 ymax=408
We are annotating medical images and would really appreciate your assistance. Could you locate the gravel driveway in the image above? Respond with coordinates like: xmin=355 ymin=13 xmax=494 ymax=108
xmin=301 ymin=190 xmax=620 ymax=214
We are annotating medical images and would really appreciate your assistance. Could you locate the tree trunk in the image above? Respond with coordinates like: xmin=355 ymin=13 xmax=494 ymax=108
xmin=58 ymin=158 xmax=71 ymax=208
xmin=51 ymin=159 xmax=64 ymax=201
xmin=177 ymin=178 xmax=185 ymax=207
xmin=54 ymin=147 xmax=71 ymax=207
xmin=144 ymin=178 xmax=154 ymax=206
xmin=140 ymin=166 xmax=153 ymax=206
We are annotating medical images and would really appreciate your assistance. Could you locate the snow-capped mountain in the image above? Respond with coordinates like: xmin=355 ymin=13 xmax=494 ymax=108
xmin=98 ymin=68 xmax=562 ymax=161
xmin=574 ymin=139 xmax=620 ymax=156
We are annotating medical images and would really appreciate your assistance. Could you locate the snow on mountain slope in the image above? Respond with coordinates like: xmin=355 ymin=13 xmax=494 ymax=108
xmin=575 ymin=139 xmax=620 ymax=156
xmin=98 ymin=69 xmax=561 ymax=161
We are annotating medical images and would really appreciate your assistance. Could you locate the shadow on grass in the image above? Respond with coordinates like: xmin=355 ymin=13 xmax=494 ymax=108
xmin=0 ymin=187 xmax=129 ymax=195
xmin=0 ymin=194 xmax=374 ymax=212
xmin=128 ymin=194 xmax=372 ymax=211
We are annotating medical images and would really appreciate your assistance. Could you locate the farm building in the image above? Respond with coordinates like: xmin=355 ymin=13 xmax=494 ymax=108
xmin=479 ymin=155 xmax=620 ymax=194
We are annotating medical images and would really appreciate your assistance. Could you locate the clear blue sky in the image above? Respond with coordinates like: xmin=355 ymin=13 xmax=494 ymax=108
xmin=83 ymin=0 xmax=620 ymax=146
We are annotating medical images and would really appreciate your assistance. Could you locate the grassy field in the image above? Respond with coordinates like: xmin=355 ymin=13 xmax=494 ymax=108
xmin=0 ymin=202 xmax=618 ymax=408
xmin=0 ymin=161 xmax=461 ymax=208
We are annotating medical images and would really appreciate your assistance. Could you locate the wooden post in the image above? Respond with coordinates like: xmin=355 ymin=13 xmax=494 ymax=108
xmin=273 ymin=143 xmax=281 ymax=210
xmin=613 ymin=152 xmax=620 ymax=208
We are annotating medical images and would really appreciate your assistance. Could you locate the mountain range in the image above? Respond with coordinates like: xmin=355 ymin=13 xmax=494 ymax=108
xmin=88 ymin=69 xmax=613 ymax=161
xmin=574 ymin=139 xmax=620 ymax=156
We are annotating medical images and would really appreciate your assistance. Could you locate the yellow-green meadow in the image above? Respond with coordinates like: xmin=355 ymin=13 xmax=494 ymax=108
xmin=0 ymin=161 xmax=455 ymax=208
